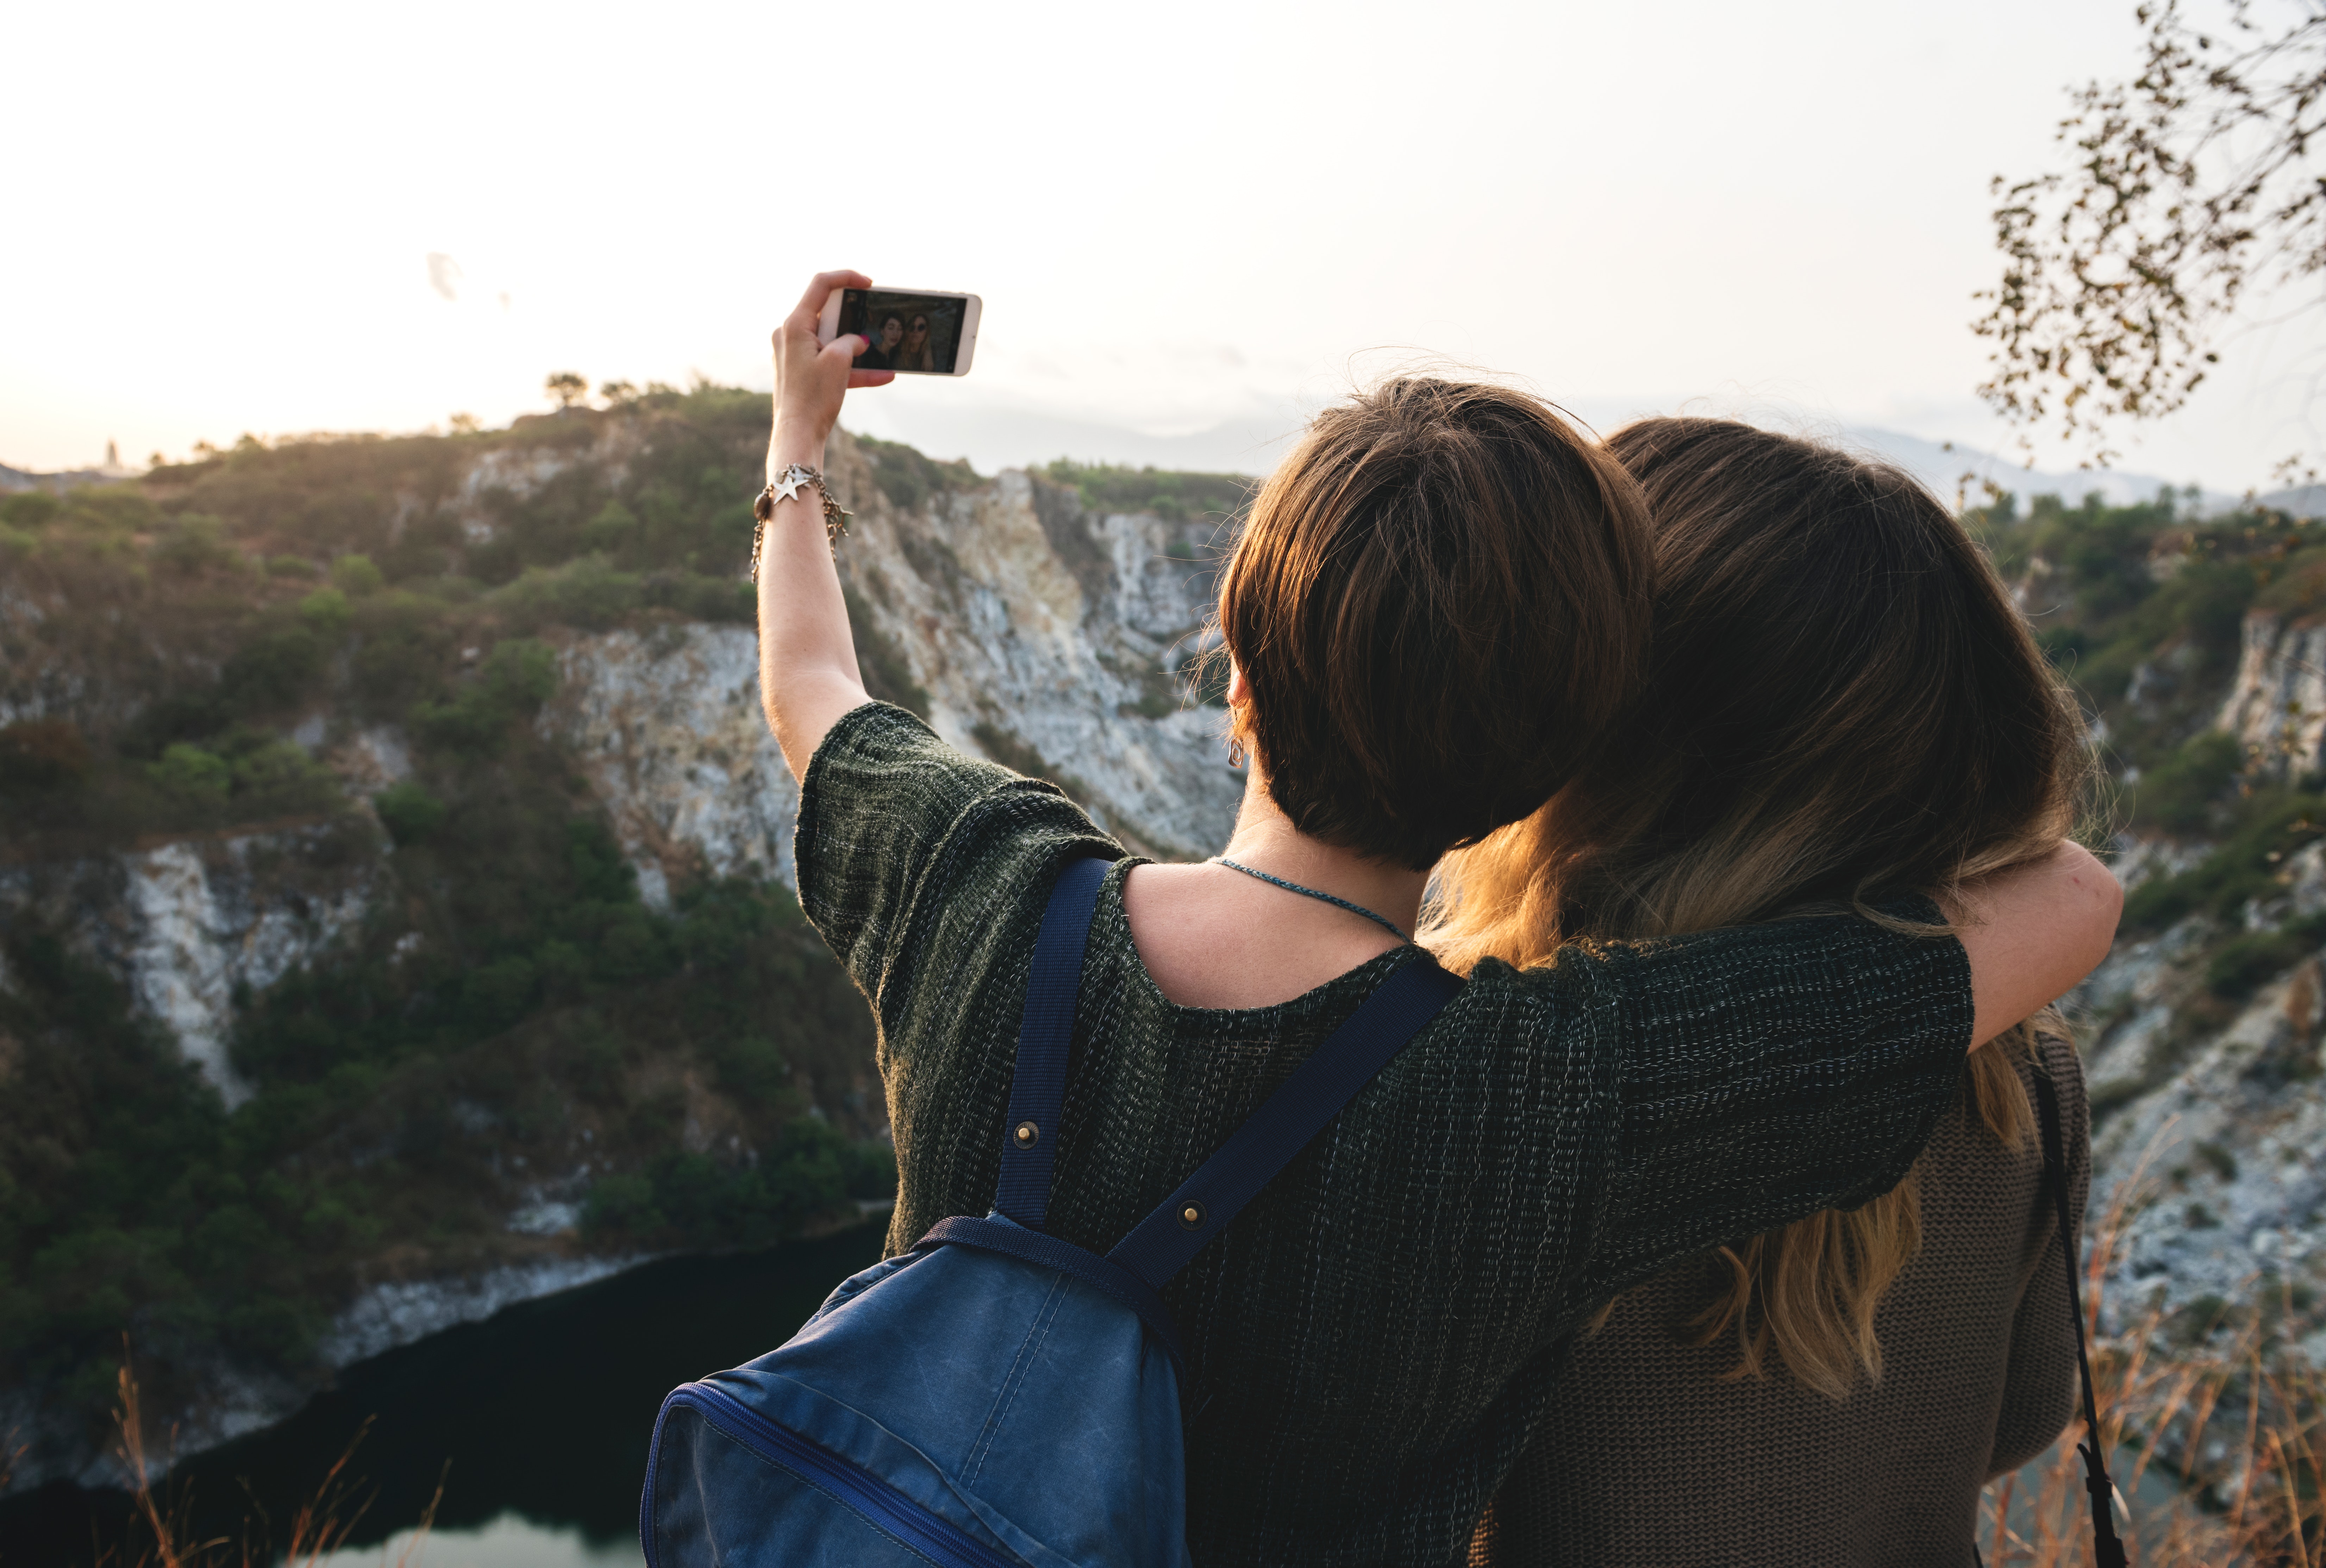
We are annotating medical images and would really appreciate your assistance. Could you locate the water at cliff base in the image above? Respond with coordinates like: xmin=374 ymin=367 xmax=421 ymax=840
xmin=0 ymin=1224 xmax=887 ymax=1567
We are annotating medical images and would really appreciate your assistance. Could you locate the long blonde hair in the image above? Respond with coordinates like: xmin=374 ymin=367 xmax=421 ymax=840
xmin=1423 ymin=419 xmax=2087 ymax=1401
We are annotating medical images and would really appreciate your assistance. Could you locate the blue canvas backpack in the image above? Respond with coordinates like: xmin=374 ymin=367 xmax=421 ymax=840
xmin=640 ymin=855 xmax=1463 ymax=1568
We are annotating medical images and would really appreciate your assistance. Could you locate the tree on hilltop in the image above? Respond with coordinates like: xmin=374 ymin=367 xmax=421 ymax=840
xmin=545 ymin=371 xmax=589 ymax=411
xmin=1975 ymin=0 xmax=2326 ymax=480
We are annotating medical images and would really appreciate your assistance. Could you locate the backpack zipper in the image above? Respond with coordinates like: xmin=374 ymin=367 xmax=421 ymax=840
xmin=648 ymin=1382 xmax=1027 ymax=1568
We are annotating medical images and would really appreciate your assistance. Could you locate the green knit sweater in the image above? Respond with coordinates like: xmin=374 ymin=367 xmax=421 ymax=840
xmin=796 ymin=704 xmax=1975 ymax=1568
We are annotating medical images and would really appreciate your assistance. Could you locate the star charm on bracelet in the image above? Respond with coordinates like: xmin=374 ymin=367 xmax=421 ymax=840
xmin=751 ymin=464 xmax=853 ymax=579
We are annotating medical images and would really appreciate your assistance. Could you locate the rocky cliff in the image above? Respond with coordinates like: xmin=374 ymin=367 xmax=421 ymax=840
xmin=1994 ymin=494 xmax=2326 ymax=1352
xmin=0 ymin=394 xmax=1245 ymax=1489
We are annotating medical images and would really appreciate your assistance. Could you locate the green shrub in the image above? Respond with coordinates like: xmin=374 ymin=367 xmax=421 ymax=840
xmin=2207 ymin=931 xmax=2308 ymax=997
xmin=842 ymin=1137 xmax=897 ymax=1200
xmin=710 ymin=1035 xmax=792 ymax=1107
xmin=226 ymin=738 xmax=340 ymax=814
xmin=221 ymin=626 xmax=324 ymax=712
xmin=153 ymin=515 xmax=239 ymax=573
xmin=863 ymin=437 xmax=978 ymax=511
xmin=583 ymin=500 xmax=639 ymax=552
xmin=462 ymin=955 xmax=539 ymax=1032
xmin=2 ymin=492 xmax=61 ymax=530
xmin=533 ymin=937 xmax=588 ymax=999
xmin=483 ymin=637 xmax=558 ymax=707
xmin=491 ymin=556 xmax=640 ymax=631
xmin=266 ymin=554 xmax=320 ymax=579
xmin=410 ymin=637 xmax=559 ymax=754
xmin=330 ymin=554 xmax=384 ymax=596
xmin=583 ymin=1119 xmax=860 ymax=1247
xmin=374 ymin=780 xmax=447 ymax=845
xmin=583 ymin=1173 xmax=661 ymax=1232
xmin=2134 ymin=732 xmax=2245 ymax=835
xmin=1042 ymin=459 xmax=1253 ymax=523
xmin=298 ymin=587 xmax=351 ymax=635
xmin=350 ymin=604 xmax=452 ymax=714
xmin=148 ymin=743 xmax=230 ymax=803
xmin=2121 ymin=792 xmax=2326 ymax=932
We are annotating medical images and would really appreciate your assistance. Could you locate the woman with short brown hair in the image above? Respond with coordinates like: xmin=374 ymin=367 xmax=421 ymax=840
xmin=1437 ymin=418 xmax=2094 ymax=1567
xmin=756 ymin=272 xmax=2119 ymax=1566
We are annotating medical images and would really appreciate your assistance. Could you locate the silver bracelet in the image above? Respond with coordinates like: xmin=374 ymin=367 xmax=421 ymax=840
xmin=751 ymin=464 xmax=852 ymax=577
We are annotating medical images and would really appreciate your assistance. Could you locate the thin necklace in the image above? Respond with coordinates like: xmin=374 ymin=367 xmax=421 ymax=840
xmin=1211 ymin=857 xmax=1410 ymax=943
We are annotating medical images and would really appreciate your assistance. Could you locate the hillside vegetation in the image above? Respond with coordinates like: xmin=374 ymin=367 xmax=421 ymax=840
xmin=1973 ymin=492 xmax=2326 ymax=1030
xmin=0 ymin=383 xmax=1262 ymax=1469
xmin=0 ymin=388 xmax=917 ymax=1441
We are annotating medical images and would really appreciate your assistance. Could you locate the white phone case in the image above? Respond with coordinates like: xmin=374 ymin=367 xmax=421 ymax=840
xmin=818 ymin=289 xmax=981 ymax=376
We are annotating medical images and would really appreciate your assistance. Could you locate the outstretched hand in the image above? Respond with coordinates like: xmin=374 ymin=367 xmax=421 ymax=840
xmin=770 ymin=269 xmax=893 ymax=476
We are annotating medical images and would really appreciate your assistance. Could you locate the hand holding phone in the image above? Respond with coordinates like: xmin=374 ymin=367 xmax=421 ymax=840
xmin=771 ymin=270 xmax=887 ymax=469
xmin=819 ymin=287 xmax=982 ymax=376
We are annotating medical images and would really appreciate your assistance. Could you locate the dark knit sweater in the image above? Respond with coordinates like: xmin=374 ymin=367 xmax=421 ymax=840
xmin=795 ymin=704 xmax=1979 ymax=1568
xmin=1473 ymin=1034 xmax=2091 ymax=1568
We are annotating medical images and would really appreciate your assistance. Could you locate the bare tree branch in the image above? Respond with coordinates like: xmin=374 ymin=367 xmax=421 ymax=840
xmin=1976 ymin=0 xmax=2326 ymax=471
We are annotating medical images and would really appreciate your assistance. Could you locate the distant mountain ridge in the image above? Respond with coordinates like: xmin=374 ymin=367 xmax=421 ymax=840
xmin=836 ymin=407 xmax=2312 ymax=517
xmin=12 ymin=417 xmax=2313 ymax=515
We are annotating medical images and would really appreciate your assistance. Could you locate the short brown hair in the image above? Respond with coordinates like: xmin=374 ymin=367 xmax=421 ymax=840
xmin=1216 ymin=378 xmax=1652 ymax=869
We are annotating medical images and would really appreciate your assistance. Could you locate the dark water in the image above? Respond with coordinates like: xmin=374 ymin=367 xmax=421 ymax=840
xmin=0 ymin=1223 xmax=887 ymax=1567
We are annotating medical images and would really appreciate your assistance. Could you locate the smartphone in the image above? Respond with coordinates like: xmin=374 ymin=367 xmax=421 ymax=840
xmin=818 ymin=288 xmax=982 ymax=376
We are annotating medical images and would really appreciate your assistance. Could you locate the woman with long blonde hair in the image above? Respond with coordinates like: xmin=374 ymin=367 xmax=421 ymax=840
xmin=1433 ymin=419 xmax=2093 ymax=1567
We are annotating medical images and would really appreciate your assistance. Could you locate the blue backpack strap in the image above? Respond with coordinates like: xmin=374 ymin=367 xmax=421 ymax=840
xmin=992 ymin=854 xmax=1113 ymax=1230
xmin=919 ymin=1214 xmax=1187 ymax=1374
xmin=1107 ymin=954 xmax=1463 ymax=1291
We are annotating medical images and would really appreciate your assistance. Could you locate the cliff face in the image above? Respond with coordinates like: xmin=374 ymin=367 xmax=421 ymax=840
xmin=0 ymin=401 xmax=1244 ymax=1490
xmin=825 ymin=457 xmax=1241 ymax=861
xmin=2064 ymin=596 xmax=2326 ymax=1336
xmin=0 ymin=824 xmax=382 ymax=1109
xmin=2 ymin=427 xmax=1238 ymax=1108
xmin=2215 ymin=610 xmax=2326 ymax=777
xmin=532 ymin=438 xmax=1242 ymax=915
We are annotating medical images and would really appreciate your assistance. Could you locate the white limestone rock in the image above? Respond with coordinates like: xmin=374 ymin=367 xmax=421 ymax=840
xmin=320 ymin=1253 xmax=650 ymax=1367
xmin=2091 ymin=957 xmax=2326 ymax=1323
xmin=540 ymin=623 xmax=800 ymax=904
xmin=2217 ymin=608 xmax=2326 ymax=775
xmin=117 ymin=829 xmax=381 ymax=1106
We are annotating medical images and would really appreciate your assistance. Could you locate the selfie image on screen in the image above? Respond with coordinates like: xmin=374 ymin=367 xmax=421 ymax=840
xmin=837 ymin=291 xmax=963 ymax=374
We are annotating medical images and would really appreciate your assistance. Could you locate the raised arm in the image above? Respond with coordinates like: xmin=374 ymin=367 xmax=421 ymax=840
xmin=757 ymin=270 xmax=891 ymax=778
xmin=1945 ymin=839 xmax=2122 ymax=1049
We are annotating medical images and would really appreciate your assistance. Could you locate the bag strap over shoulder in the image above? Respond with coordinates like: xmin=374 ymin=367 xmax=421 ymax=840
xmin=992 ymin=854 xmax=1113 ymax=1231
xmin=977 ymin=853 xmax=1463 ymax=1296
xmin=1106 ymin=956 xmax=1462 ymax=1290
xmin=2031 ymin=1052 xmax=2128 ymax=1568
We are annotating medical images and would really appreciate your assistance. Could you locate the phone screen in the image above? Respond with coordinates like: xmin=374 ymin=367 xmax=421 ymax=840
xmin=837 ymin=289 xmax=968 ymax=375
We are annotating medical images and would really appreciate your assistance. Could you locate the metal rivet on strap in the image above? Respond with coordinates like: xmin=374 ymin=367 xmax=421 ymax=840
xmin=1178 ymin=1200 xmax=1206 ymax=1230
xmin=1012 ymin=1120 xmax=1040 ymax=1149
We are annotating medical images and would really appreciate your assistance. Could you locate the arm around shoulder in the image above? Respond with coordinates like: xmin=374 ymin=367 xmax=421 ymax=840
xmin=1942 ymin=840 xmax=2122 ymax=1049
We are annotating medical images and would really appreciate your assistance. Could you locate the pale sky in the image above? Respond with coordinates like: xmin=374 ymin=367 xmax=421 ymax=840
xmin=8 ymin=0 xmax=2323 ymax=490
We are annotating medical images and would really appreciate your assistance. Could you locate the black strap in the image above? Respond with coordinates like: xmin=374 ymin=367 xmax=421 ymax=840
xmin=939 ymin=854 xmax=1462 ymax=1339
xmin=992 ymin=855 xmax=1112 ymax=1229
xmin=2031 ymin=1058 xmax=2128 ymax=1568
xmin=1106 ymin=956 xmax=1463 ymax=1289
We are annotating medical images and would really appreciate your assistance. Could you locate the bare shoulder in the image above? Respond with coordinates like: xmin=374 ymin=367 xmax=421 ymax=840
xmin=1121 ymin=862 xmax=1403 ymax=1011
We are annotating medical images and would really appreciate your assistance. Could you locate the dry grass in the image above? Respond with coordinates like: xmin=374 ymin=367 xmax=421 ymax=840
xmin=1980 ymin=1126 xmax=2326 ymax=1565
xmin=100 ymin=1344 xmax=442 ymax=1568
